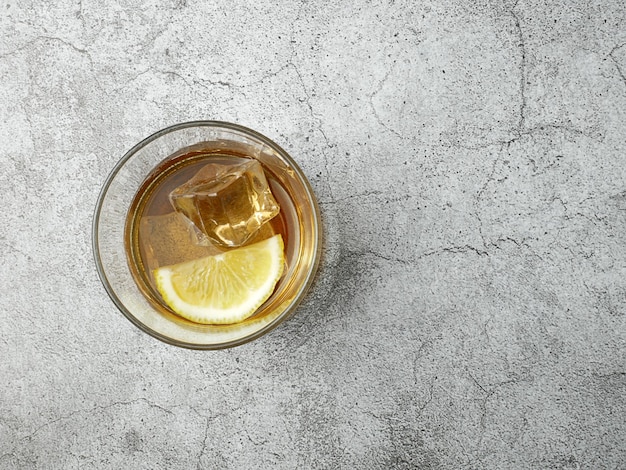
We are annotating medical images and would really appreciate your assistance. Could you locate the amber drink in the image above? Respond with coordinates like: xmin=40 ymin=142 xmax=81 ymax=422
xmin=94 ymin=122 xmax=320 ymax=348
xmin=126 ymin=148 xmax=291 ymax=313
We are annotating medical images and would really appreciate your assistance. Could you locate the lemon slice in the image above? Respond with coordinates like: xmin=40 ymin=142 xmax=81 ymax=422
xmin=153 ymin=234 xmax=284 ymax=324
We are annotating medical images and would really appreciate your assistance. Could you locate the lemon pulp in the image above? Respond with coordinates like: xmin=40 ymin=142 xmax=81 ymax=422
xmin=153 ymin=234 xmax=284 ymax=324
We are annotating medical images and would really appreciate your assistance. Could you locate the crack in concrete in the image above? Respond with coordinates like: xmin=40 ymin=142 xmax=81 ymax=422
xmin=416 ymin=381 xmax=435 ymax=419
xmin=0 ymin=34 xmax=87 ymax=59
xmin=608 ymin=42 xmax=626 ymax=88
xmin=179 ymin=404 xmax=236 ymax=469
xmin=470 ymin=143 xmax=554 ymax=259
xmin=357 ymin=242 xmax=490 ymax=268
xmin=160 ymin=68 xmax=235 ymax=91
xmin=568 ymin=209 xmax=604 ymax=232
xmin=247 ymin=0 xmax=302 ymax=87
xmin=487 ymin=236 xmax=542 ymax=260
xmin=248 ymin=63 xmax=292 ymax=86
xmin=319 ymin=190 xmax=417 ymax=206
xmin=529 ymin=153 xmax=562 ymax=177
xmin=467 ymin=371 xmax=527 ymax=445
xmin=441 ymin=1 xmax=530 ymax=151
xmin=8 ymin=400 xmax=224 ymax=467
xmin=321 ymin=189 xmax=385 ymax=203
xmin=510 ymin=0 xmax=527 ymax=136
xmin=4 ymin=34 xmax=106 ymax=97
xmin=0 ymin=39 xmax=36 ymax=59
xmin=534 ymin=123 xmax=603 ymax=142
xmin=443 ymin=121 xmax=603 ymax=150
xmin=360 ymin=249 xmax=413 ymax=266
xmin=369 ymin=27 xmax=423 ymax=141
xmin=289 ymin=61 xmax=337 ymax=203
xmin=76 ymin=0 xmax=86 ymax=29
xmin=425 ymin=244 xmax=489 ymax=258
xmin=109 ymin=66 xmax=240 ymax=100
xmin=469 ymin=375 xmax=493 ymax=435
xmin=33 ymin=35 xmax=87 ymax=54
xmin=195 ymin=414 xmax=209 ymax=470
xmin=292 ymin=63 xmax=331 ymax=148
xmin=582 ymin=280 xmax=624 ymax=316
xmin=474 ymin=148 xmax=503 ymax=248
xmin=244 ymin=428 xmax=269 ymax=447
xmin=370 ymin=63 xmax=405 ymax=140
xmin=20 ymin=398 xmax=174 ymax=443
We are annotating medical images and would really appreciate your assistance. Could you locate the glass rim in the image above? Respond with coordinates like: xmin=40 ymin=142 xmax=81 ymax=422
xmin=92 ymin=120 xmax=322 ymax=349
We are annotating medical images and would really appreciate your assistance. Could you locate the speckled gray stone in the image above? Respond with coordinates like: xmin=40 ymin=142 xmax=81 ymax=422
xmin=1 ymin=0 xmax=625 ymax=468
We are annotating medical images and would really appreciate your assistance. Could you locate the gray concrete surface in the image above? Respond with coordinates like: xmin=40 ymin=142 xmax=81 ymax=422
xmin=1 ymin=0 xmax=625 ymax=468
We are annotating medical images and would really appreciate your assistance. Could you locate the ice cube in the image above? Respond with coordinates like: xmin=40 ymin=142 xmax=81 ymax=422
xmin=169 ymin=159 xmax=280 ymax=247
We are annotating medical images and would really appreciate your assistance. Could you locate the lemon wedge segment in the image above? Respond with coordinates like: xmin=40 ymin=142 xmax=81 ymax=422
xmin=154 ymin=234 xmax=284 ymax=324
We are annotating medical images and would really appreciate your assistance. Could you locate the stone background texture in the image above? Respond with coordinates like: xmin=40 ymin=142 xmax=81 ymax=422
xmin=1 ymin=0 xmax=625 ymax=468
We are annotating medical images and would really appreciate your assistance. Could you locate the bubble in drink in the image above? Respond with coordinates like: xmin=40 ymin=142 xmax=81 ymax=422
xmin=169 ymin=159 xmax=280 ymax=247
